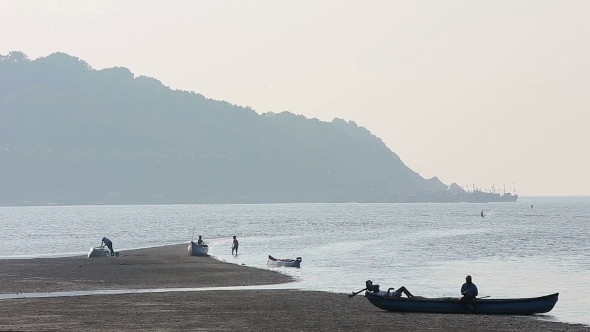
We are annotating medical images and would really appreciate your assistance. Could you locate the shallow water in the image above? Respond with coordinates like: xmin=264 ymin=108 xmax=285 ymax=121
xmin=1 ymin=197 xmax=589 ymax=325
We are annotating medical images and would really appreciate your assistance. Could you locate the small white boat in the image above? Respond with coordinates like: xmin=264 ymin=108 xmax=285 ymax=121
xmin=88 ymin=246 xmax=110 ymax=258
xmin=188 ymin=241 xmax=209 ymax=256
xmin=267 ymin=255 xmax=302 ymax=268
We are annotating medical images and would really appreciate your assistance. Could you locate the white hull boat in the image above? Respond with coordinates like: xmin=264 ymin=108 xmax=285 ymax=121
xmin=267 ymin=255 xmax=302 ymax=267
xmin=88 ymin=246 xmax=110 ymax=258
xmin=188 ymin=242 xmax=209 ymax=256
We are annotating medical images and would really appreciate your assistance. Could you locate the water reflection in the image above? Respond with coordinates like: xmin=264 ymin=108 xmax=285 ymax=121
xmin=0 ymin=282 xmax=302 ymax=300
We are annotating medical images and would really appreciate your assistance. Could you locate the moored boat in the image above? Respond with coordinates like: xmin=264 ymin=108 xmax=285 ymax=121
xmin=188 ymin=241 xmax=209 ymax=256
xmin=267 ymin=255 xmax=302 ymax=267
xmin=361 ymin=280 xmax=558 ymax=315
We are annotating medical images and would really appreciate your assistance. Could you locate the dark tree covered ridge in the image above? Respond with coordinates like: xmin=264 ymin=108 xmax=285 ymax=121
xmin=0 ymin=51 xmax=453 ymax=205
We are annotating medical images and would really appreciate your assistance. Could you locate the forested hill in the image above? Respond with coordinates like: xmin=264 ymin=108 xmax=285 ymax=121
xmin=0 ymin=51 xmax=449 ymax=205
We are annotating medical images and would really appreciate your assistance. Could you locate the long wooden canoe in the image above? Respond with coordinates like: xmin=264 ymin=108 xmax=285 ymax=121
xmin=365 ymin=290 xmax=558 ymax=315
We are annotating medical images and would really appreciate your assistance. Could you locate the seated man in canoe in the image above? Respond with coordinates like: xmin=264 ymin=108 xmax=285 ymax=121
xmin=460 ymin=275 xmax=478 ymax=303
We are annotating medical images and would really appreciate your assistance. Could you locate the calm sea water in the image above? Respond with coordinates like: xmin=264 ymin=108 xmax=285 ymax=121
xmin=1 ymin=197 xmax=589 ymax=326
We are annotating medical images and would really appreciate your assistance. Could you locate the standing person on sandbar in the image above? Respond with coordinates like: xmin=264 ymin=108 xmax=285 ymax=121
xmin=232 ymin=236 xmax=239 ymax=255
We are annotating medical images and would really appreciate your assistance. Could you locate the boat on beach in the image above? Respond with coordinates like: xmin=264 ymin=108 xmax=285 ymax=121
xmin=360 ymin=280 xmax=558 ymax=315
xmin=267 ymin=255 xmax=302 ymax=267
xmin=87 ymin=246 xmax=110 ymax=258
xmin=188 ymin=241 xmax=209 ymax=256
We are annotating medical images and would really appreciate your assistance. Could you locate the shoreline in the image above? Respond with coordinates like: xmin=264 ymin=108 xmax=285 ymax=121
xmin=1 ymin=244 xmax=589 ymax=331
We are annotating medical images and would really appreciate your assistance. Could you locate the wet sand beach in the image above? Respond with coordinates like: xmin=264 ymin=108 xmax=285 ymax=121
xmin=1 ymin=244 xmax=588 ymax=331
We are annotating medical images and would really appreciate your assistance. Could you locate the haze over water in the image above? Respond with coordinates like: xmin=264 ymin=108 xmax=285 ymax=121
xmin=1 ymin=197 xmax=589 ymax=326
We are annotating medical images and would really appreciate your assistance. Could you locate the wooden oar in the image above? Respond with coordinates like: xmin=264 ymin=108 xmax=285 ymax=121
xmin=348 ymin=288 xmax=367 ymax=298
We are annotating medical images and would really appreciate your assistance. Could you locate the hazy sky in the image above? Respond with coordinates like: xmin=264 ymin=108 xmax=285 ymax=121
xmin=3 ymin=0 xmax=589 ymax=196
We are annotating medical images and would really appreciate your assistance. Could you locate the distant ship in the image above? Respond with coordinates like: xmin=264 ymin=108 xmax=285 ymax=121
xmin=397 ymin=183 xmax=518 ymax=203
xmin=456 ymin=190 xmax=518 ymax=203
xmin=451 ymin=183 xmax=518 ymax=203
xmin=398 ymin=188 xmax=518 ymax=203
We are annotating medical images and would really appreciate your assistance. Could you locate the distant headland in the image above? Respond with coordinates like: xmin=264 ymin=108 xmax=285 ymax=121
xmin=0 ymin=51 xmax=517 ymax=205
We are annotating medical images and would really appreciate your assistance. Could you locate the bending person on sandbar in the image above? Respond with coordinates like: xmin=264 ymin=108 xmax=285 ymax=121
xmin=101 ymin=237 xmax=115 ymax=256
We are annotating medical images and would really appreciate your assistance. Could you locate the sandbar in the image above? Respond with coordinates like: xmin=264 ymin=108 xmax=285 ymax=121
xmin=0 ymin=244 xmax=588 ymax=331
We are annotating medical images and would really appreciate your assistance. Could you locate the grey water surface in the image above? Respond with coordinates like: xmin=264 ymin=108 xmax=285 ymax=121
xmin=1 ymin=197 xmax=588 ymax=326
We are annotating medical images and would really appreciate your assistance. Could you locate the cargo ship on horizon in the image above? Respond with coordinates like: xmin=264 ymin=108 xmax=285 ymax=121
xmin=449 ymin=183 xmax=518 ymax=203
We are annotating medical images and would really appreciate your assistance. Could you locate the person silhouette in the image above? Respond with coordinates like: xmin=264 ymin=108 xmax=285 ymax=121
xmin=101 ymin=237 xmax=114 ymax=256
xmin=232 ymin=236 xmax=239 ymax=255
xmin=460 ymin=275 xmax=478 ymax=303
xmin=480 ymin=210 xmax=484 ymax=218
